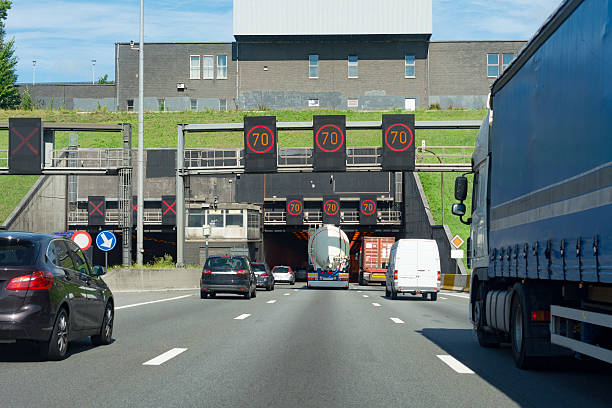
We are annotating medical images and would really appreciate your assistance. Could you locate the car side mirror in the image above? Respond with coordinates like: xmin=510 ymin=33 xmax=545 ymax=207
xmin=92 ymin=265 xmax=106 ymax=277
xmin=454 ymin=176 xmax=468 ymax=201
xmin=452 ymin=203 xmax=466 ymax=217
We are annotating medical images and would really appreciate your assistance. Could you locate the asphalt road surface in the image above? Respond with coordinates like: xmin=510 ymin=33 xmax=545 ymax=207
xmin=1 ymin=284 xmax=611 ymax=408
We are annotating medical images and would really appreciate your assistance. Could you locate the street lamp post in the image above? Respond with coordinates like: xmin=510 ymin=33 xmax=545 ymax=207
xmin=137 ymin=0 xmax=145 ymax=265
xmin=203 ymin=224 xmax=211 ymax=261
xmin=91 ymin=59 xmax=96 ymax=84
xmin=32 ymin=60 xmax=36 ymax=85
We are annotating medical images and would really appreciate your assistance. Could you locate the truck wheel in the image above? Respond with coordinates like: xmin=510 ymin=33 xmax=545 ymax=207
xmin=472 ymin=281 xmax=501 ymax=348
xmin=358 ymin=273 xmax=364 ymax=286
xmin=422 ymin=293 xmax=428 ymax=300
xmin=430 ymin=292 xmax=438 ymax=301
xmin=391 ymin=287 xmax=397 ymax=300
xmin=385 ymin=286 xmax=390 ymax=297
xmin=510 ymin=290 xmax=537 ymax=369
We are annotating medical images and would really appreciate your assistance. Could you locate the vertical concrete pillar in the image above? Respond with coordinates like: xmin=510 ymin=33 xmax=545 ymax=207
xmin=176 ymin=125 xmax=185 ymax=267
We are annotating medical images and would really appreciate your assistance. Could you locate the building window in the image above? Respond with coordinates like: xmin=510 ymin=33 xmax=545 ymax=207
xmin=203 ymin=55 xmax=214 ymax=79
xmin=207 ymin=210 xmax=223 ymax=228
xmin=309 ymin=55 xmax=319 ymax=79
xmin=348 ymin=55 xmax=358 ymax=78
xmin=347 ymin=99 xmax=358 ymax=108
xmin=158 ymin=98 xmax=165 ymax=111
xmin=191 ymin=99 xmax=198 ymax=111
xmin=225 ymin=210 xmax=243 ymax=227
xmin=190 ymin=55 xmax=200 ymax=79
xmin=126 ymin=99 xmax=134 ymax=112
xmin=487 ymin=53 xmax=499 ymax=78
xmin=217 ymin=55 xmax=227 ymax=79
xmin=219 ymin=99 xmax=227 ymax=111
xmin=308 ymin=98 xmax=320 ymax=107
xmin=405 ymin=55 xmax=415 ymax=78
xmin=502 ymin=53 xmax=514 ymax=72
xmin=187 ymin=209 xmax=204 ymax=227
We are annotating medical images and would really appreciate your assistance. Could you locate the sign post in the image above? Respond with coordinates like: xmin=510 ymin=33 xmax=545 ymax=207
xmin=96 ymin=230 xmax=117 ymax=271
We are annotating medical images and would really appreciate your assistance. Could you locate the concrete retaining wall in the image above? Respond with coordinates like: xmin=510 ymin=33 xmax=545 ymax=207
xmin=102 ymin=268 xmax=201 ymax=292
xmin=441 ymin=274 xmax=470 ymax=292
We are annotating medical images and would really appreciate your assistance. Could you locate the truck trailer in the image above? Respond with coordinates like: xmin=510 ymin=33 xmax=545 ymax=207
xmin=452 ymin=0 xmax=612 ymax=368
xmin=358 ymin=236 xmax=394 ymax=286
xmin=307 ymin=225 xmax=350 ymax=289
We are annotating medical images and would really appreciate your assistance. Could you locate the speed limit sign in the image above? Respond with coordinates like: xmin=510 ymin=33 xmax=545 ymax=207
xmin=244 ymin=116 xmax=277 ymax=173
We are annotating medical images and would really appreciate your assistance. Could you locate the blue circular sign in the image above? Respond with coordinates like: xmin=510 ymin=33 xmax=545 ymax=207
xmin=96 ymin=230 xmax=117 ymax=252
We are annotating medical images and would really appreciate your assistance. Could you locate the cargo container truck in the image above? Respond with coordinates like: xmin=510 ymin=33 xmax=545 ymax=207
xmin=452 ymin=0 xmax=612 ymax=368
xmin=358 ymin=236 xmax=395 ymax=286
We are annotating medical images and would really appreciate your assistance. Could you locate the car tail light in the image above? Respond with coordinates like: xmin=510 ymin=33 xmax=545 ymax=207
xmin=7 ymin=271 xmax=54 ymax=291
xmin=437 ymin=271 xmax=441 ymax=282
xmin=394 ymin=270 xmax=398 ymax=280
xmin=261 ymin=272 xmax=269 ymax=277
xmin=340 ymin=277 xmax=348 ymax=281
xmin=236 ymin=269 xmax=249 ymax=275
xmin=202 ymin=269 xmax=212 ymax=275
xmin=308 ymin=276 xmax=315 ymax=281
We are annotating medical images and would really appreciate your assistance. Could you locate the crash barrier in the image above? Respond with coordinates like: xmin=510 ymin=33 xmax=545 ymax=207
xmin=441 ymin=274 xmax=470 ymax=292
xmin=103 ymin=268 xmax=201 ymax=292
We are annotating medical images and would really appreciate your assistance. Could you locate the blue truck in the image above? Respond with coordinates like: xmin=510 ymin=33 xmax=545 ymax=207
xmin=452 ymin=0 xmax=611 ymax=368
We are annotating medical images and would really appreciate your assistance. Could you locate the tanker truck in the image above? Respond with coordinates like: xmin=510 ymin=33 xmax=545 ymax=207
xmin=307 ymin=225 xmax=350 ymax=289
xmin=451 ymin=0 xmax=612 ymax=368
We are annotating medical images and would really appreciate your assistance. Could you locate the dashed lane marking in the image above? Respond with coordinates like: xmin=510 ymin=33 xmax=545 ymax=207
xmin=362 ymin=295 xmax=369 ymax=298
xmin=116 ymin=295 xmax=193 ymax=310
xmin=234 ymin=314 xmax=251 ymax=320
xmin=372 ymin=303 xmax=381 ymax=307
xmin=293 ymin=289 xmax=299 ymax=292
xmin=267 ymin=300 xmax=277 ymax=304
xmin=440 ymin=297 xmax=448 ymax=300
xmin=284 ymin=293 xmax=291 ymax=296
xmin=437 ymin=355 xmax=475 ymax=374
xmin=390 ymin=317 xmax=405 ymax=324
xmin=143 ymin=348 xmax=188 ymax=366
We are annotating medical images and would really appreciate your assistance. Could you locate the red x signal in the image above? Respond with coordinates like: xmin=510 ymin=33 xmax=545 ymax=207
xmin=89 ymin=201 xmax=104 ymax=216
xmin=11 ymin=127 xmax=39 ymax=155
xmin=162 ymin=200 xmax=176 ymax=215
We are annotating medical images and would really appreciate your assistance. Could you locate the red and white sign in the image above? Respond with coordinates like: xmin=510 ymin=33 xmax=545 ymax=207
xmin=72 ymin=230 xmax=92 ymax=251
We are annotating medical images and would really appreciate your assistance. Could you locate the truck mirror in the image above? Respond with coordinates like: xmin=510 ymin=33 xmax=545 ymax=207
xmin=454 ymin=177 xmax=468 ymax=201
xmin=452 ymin=203 xmax=466 ymax=217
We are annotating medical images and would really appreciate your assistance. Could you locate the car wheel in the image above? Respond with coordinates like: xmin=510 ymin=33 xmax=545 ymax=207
xmin=209 ymin=292 xmax=216 ymax=298
xmin=266 ymin=283 xmax=272 ymax=291
xmin=200 ymin=290 xmax=207 ymax=299
xmin=430 ymin=292 xmax=438 ymax=301
xmin=41 ymin=308 xmax=69 ymax=361
xmin=290 ymin=280 xmax=295 ymax=286
xmin=252 ymin=286 xmax=257 ymax=298
xmin=245 ymin=289 xmax=252 ymax=300
xmin=91 ymin=302 xmax=114 ymax=346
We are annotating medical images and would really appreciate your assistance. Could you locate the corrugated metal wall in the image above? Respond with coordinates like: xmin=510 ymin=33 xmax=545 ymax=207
xmin=234 ymin=0 xmax=432 ymax=36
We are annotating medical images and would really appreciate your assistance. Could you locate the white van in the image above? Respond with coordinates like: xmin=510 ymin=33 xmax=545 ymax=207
xmin=385 ymin=239 xmax=441 ymax=301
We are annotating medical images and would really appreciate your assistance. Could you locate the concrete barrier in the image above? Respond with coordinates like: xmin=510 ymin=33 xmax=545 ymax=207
xmin=441 ymin=274 xmax=471 ymax=292
xmin=102 ymin=268 xmax=201 ymax=292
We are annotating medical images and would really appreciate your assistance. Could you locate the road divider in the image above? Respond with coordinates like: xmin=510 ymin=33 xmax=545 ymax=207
xmin=441 ymin=274 xmax=470 ymax=292
xmin=103 ymin=268 xmax=201 ymax=292
xmin=436 ymin=355 xmax=474 ymax=374
xmin=143 ymin=348 xmax=188 ymax=366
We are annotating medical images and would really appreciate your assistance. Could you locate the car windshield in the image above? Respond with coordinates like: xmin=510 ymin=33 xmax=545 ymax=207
xmin=251 ymin=263 xmax=266 ymax=272
xmin=0 ymin=239 xmax=37 ymax=266
xmin=205 ymin=257 xmax=248 ymax=271
xmin=274 ymin=267 xmax=289 ymax=273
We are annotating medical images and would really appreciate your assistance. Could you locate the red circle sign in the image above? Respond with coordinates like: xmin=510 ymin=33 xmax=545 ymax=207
xmin=71 ymin=230 xmax=92 ymax=251
xmin=323 ymin=199 xmax=340 ymax=216
xmin=287 ymin=200 xmax=303 ymax=216
xmin=315 ymin=124 xmax=345 ymax=153
xmin=384 ymin=123 xmax=414 ymax=152
xmin=360 ymin=200 xmax=377 ymax=216
xmin=246 ymin=125 xmax=275 ymax=154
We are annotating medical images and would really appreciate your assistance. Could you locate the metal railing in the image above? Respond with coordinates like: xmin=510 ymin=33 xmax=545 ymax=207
xmin=0 ymin=149 xmax=7 ymax=169
xmin=51 ymin=148 xmax=125 ymax=170
xmin=264 ymin=209 xmax=401 ymax=225
xmin=68 ymin=208 xmax=162 ymax=225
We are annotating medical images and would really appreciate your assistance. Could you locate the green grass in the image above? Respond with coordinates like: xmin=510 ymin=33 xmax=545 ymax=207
xmin=0 ymin=109 xmax=486 ymax=239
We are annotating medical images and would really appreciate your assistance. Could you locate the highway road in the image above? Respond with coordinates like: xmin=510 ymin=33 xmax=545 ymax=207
xmin=1 ymin=284 xmax=610 ymax=408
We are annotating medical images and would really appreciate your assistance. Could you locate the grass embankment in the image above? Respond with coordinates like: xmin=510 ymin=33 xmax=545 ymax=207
xmin=0 ymin=109 xmax=484 ymax=251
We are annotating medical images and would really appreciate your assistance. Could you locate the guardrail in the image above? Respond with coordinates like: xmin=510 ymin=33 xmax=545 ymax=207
xmin=0 ymin=149 xmax=7 ymax=169
xmin=264 ymin=209 xmax=402 ymax=225
xmin=68 ymin=208 xmax=162 ymax=225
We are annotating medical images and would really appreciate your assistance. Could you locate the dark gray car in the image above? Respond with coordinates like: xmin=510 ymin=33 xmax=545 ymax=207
xmin=0 ymin=232 xmax=114 ymax=360
xmin=251 ymin=262 xmax=274 ymax=291
xmin=201 ymin=256 xmax=257 ymax=299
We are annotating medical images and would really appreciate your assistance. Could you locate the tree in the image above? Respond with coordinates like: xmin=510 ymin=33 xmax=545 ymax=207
xmin=0 ymin=1 xmax=19 ymax=109
xmin=96 ymin=74 xmax=113 ymax=84
xmin=20 ymin=85 xmax=33 ymax=110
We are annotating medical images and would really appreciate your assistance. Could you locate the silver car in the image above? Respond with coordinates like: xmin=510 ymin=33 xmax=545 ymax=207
xmin=252 ymin=262 xmax=274 ymax=291
xmin=272 ymin=265 xmax=295 ymax=285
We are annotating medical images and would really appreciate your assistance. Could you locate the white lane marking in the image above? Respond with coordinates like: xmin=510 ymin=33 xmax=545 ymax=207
xmin=143 ymin=348 xmax=188 ymax=366
xmin=436 ymin=355 xmax=475 ymax=374
xmin=357 ymin=291 xmax=362 ymax=293
xmin=362 ymin=295 xmax=369 ymax=298
xmin=234 ymin=314 xmax=251 ymax=320
xmin=267 ymin=300 xmax=277 ymax=304
xmin=284 ymin=293 xmax=291 ymax=296
xmin=116 ymin=295 xmax=192 ymax=310
xmin=440 ymin=297 xmax=448 ymax=300
xmin=443 ymin=292 xmax=470 ymax=299
xmin=372 ymin=303 xmax=381 ymax=307
xmin=293 ymin=289 xmax=299 ymax=292
xmin=390 ymin=317 xmax=404 ymax=324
